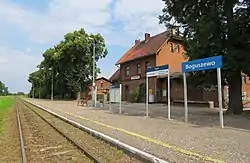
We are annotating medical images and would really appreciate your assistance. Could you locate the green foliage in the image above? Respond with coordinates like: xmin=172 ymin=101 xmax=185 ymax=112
xmin=159 ymin=0 xmax=250 ymax=114
xmin=28 ymin=28 xmax=108 ymax=99
xmin=0 ymin=81 xmax=9 ymax=96
xmin=17 ymin=92 xmax=25 ymax=95
xmin=0 ymin=96 xmax=14 ymax=133
xmin=129 ymin=87 xmax=139 ymax=103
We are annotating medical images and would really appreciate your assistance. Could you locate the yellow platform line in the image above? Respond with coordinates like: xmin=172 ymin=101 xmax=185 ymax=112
xmin=55 ymin=109 xmax=225 ymax=163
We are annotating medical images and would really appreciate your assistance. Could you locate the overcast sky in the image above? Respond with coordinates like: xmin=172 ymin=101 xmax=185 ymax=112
xmin=0 ymin=0 xmax=165 ymax=93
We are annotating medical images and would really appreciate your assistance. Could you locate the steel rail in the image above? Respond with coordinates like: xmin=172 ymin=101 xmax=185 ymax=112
xmin=16 ymin=105 xmax=27 ymax=163
xmin=20 ymin=100 xmax=102 ymax=163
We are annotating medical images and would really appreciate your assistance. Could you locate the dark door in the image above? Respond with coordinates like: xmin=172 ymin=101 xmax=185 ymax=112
xmin=139 ymin=83 xmax=146 ymax=102
xmin=125 ymin=85 xmax=129 ymax=101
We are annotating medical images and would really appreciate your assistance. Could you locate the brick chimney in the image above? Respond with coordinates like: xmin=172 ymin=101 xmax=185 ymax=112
xmin=135 ymin=39 xmax=140 ymax=46
xmin=145 ymin=33 xmax=150 ymax=41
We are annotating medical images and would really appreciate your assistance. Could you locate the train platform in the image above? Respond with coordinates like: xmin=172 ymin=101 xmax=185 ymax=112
xmin=26 ymin=99 xmax=250 ymax=163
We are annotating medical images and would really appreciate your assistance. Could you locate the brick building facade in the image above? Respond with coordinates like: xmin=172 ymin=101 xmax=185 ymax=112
xmin=88 ymin=77 xmax=111 ymax=101
xmin=110 ymin=30 xmax=250 ymax=107
xmin=120 ymin=55 xmax=157 ymax=101
xmin=113 ymin=30 xmax=190 ymax=103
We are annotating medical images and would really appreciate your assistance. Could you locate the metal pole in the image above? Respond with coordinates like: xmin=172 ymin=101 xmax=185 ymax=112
xmin=33 ymin=83 xmax=35 ymax=99
xmin=183 ymin=72 xmax=188 ymax=123
xmin=94 ymin=86 xmax=97 ymax=107
xmin=30 ymin=85 xmax=31 ymax=98
xmin=167 ymin=69 xmax=171 ymax=120
xmin=146 ymin=76 xmax=149 ymax=116
xmin=217 ymin=68 xmax=224 ymax=128
xmin=119 ymin=84 xmax=122 ymax=114
xmin=51 ymin=70 xmax=54 ymax=101
xmin=109 ymin=88 xmax=112 ymax=111
xmin=39 ymin=81 xmax=41 ymax=99
xmin=92 ymin=40 xmax=96 ymax=107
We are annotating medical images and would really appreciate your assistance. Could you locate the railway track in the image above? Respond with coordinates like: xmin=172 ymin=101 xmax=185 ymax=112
xmin=16 ymin=99 xmax=143 ymax=163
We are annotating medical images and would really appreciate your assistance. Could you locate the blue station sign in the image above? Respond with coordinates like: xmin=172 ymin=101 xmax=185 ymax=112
xmin=182 ymin=56 xmax=223 ymax=73
xmin=147 ymin=64 xmax=169 ymax=77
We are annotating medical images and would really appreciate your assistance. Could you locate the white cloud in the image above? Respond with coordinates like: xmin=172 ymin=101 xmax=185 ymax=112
xmin=0 ymin=0 xmax=166 ymax=45
xmin=0 ymin=0 xmax=113 ymax=43
xmin=0 ymin=0 xmax=167 ymax=92
xmin=114 ymin=0 xmax=165 ymax=38
xmin=0 ymin=46 xmax=42 ymax=93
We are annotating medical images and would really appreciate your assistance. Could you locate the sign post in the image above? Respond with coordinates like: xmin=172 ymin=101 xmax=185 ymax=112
xmin=167 ymin=68 xmax=171 ymax=120
xmin=119 ymin=84 xmax=122 ymax=114
xmin=146 ymin=76 xmax=149 ymax=116
xmin=146 ymin=65 xmax=170 ymax=118
xmin=181 ymin=55 xmax=224 ymax=128
xmin=183 ymin=72 xmax=188 ymax=123
xmin=217 ymin=68 xmax=224 ymax=128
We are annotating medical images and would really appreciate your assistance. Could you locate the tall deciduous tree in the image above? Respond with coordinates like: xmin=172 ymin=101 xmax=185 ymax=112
xmin=159 ymin=0 xmax=250 ymax=114
xmin=28 ymin=28 xmax=108 ymax=99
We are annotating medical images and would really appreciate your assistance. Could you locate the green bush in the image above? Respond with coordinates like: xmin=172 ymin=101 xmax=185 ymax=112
xmin=129 ymin=87 xmax=139 ymax=103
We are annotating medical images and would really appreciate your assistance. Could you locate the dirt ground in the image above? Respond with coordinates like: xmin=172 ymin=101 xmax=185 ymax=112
xmin=27 ymin=99 xmax=250 ymax=163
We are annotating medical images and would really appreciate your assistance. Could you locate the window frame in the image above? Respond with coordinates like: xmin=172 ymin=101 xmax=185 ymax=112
xmin=125 ymin=66 xmax=130 ymax=76
xmin=100 ymin=81 xmax=103 ymax=89
xmin=170 ymin=43 xmax=174 ymax=52
xmin=137 ymin=63 xmax=141 ymax=74
xmin=145 ymin=61 xmax=150 ymax=72
xmin=174 ymin=43 xmax=180 ymax=53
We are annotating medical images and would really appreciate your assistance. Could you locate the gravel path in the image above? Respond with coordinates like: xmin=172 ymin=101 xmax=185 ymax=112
xmin=25 ymin=101 xmax=142 ymax=163
xmin=27 ymin=99 xmax=250 ymax=163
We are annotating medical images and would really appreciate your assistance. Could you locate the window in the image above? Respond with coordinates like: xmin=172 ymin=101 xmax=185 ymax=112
xmin=137 ymin=63 xmax=141 ymax=74
xmin=145 ymin=61 xmax=150 ymax=72
xmin=174 ymin=43 xmax=180 ymax=53
xmin=170 ymin=43 xmax=174 ymax=52
xmin=100 ymin=81 xmax=103 ymax=89
xmin=125 ymin=66 xmax=130 ymax=76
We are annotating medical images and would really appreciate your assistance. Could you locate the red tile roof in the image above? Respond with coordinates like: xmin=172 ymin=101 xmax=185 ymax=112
xmin=109 ymin=69 xmax=120 ymax=82
xmin=116 ymin=31 xmax=172 ymax=65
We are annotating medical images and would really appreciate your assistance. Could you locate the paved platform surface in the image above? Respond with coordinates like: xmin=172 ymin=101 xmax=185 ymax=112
xmin=26 ymin=99 xmax=250 ymax=163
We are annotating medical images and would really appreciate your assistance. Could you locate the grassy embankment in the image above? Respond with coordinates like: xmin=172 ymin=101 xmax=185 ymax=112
xmin=0 ymin=96 xmax=14 ymax=133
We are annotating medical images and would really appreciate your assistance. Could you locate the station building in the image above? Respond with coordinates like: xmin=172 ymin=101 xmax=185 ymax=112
xmin=110 ymin=30 xmax=250 ymax=107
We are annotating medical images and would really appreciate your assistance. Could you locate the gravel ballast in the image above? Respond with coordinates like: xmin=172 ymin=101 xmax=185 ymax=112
xmin=26 ymin=99 xmax=250 ymax=163
xmin=18 ymin=101 xmax=91 ymax=163
xmin=24 ymin=101 xmax=142 ymax=163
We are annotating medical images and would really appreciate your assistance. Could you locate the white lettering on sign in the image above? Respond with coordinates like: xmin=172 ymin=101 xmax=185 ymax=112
xmin=147 ymin=69 xmax=169 ymax=77
xmin=185 ymin=61 xmax=216 ymax=70
xmin=131 ymin=75 xmax=140 ymax=80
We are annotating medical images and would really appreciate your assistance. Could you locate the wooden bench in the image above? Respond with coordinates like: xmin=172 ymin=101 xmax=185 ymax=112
xmin=173 ymin=100 xmax=213 ymax=108
xmin=77 ymin=97 xmax=88 ymax=106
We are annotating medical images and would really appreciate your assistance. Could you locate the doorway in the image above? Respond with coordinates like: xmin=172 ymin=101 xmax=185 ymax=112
xmin=125 ymin=85 xmax=129 ymax=101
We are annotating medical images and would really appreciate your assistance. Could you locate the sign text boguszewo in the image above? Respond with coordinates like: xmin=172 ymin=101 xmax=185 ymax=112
xmin=182 ymin=56 xmax=222 ymax=73
xmin=185 ymin=61 xmax=216 ymax=71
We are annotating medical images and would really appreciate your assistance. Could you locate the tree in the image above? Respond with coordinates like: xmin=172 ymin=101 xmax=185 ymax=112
xmin=159 ymin=0 xmax=250 ymax=114
xmin=0 ymin=81 xmax=9 ymax=96
xmin=17 ymin=92 xmax=25 ymax=96
xmin=29 ymin=28 xmax=108 ymax=99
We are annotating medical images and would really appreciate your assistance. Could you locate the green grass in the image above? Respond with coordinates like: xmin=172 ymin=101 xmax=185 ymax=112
xmin=0 ymin=96 xmax=14 ymax=133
